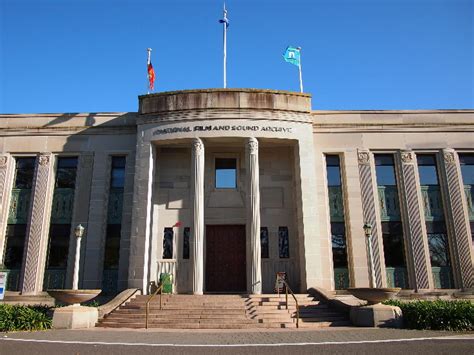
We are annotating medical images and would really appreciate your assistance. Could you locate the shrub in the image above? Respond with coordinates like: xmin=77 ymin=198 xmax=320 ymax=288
xmin=383 ymin=299 xmax=474 ymax=331
xmin=0 ymin=304 xmax=52 ymax=332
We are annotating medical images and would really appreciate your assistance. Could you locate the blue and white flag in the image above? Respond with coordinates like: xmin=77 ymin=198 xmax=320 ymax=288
xmin=283 ymin=46 xmax=301 ymax=67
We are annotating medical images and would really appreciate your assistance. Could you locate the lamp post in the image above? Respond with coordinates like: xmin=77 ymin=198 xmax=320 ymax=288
xmin=72 ymin=224 xmax=85 ymax=291
xmin=363 ymin=223 xmax=376 ymax=288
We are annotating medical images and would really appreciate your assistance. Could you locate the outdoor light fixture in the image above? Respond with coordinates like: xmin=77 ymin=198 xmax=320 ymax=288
xmin=74 ymin=224 xmax=85 ymax=238
xmin=363 ymin=223 xmax=372 ymax=238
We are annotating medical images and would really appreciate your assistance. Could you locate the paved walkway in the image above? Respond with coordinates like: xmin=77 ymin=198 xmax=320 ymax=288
xmin=2 ymin=327 xmax=473 ymax=345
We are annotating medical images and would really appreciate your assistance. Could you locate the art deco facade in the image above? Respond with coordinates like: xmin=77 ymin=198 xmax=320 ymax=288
xmin=0 ymin=89 xmax=473 ymax=298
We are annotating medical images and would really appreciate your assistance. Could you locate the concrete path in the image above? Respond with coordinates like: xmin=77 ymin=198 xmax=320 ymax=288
xmin=1 ymin=327 xmax=473 ymax=354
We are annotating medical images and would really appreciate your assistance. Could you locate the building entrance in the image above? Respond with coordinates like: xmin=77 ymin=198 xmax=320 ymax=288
xmin=205 ymin=225 xmax=246 ymax=292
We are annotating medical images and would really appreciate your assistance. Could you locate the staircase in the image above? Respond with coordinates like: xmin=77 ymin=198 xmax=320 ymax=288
xmin=97 ymin=294 xmax=350 ymax=329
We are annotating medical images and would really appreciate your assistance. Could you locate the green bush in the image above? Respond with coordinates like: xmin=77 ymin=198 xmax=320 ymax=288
xmin=383 ymin=299 xmax=474 ymax=331
xmin=0 ymin=304 xmax=52 ymax=332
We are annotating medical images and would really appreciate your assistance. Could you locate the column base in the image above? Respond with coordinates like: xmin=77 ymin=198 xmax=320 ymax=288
xmin=52 ymin=305 xmax=98 ymax=329
xmin=350 ymin=304 xmax=403 ymax=328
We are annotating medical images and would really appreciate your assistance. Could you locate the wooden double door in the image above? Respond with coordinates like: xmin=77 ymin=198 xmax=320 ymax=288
xmin=205 ymin=225 xmax=246 ymax=293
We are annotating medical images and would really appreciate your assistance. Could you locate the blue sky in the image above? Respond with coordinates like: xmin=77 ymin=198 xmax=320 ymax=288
xmin=0 ymin=0 xmax=472 ymax=113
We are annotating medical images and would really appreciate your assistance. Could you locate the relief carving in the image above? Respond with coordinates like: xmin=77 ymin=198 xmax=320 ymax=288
xmin=247 ymin=137 xmax=259 ymax=155
xmin=192 ymin=138 xmax=203 ymax=155
xmin=0 ymin=155 xmax=7 ymax=168
xmin=38 ymin=154 xmax=50 ymax=166
xmin=357 ymin=150 xmax=370 ymax=165
xmin=443 ymin=151 xmax=455 ymax=165
xmin=401 ymin=151 xmax=414 ymax=164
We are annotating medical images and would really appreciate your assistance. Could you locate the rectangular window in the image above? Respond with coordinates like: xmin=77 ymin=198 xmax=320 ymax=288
xmin=163 ymin=227 xmax=174 ymax=259
xmin=45 ymin=224 xmax=71 ymax=268
xmin=325 ymin=154 xmax=349 ymax=289
xmin=55 ymin=157 xmax=78 ymax=188
xmin=417 ymin=155 xmax=439 ymax=185
xmin=183 ymin=227 xmax=190 ymax=259
xmin=260 ymin=227 xmax=269 ymax=259
xmin=14 ymin=157 xmax=36 ymax=189
xmin=3 ymin=224 xmax=27 ymax=269
xmin=215 ymin=158 xmax=237 ymax=188
xmin=459 ymin=154 xmax=474 ymax=185
xmin=103 ymin=225 xmax=121 ymax=269
xmin=278 ymin=227 xmax=289 ymax=258
xmin=111 ymin=156 xmax=126 ymax=188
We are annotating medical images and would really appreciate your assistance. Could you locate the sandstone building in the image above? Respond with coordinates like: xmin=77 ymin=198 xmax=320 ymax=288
xmin=0 ymin=89 xmax=473 ymax=299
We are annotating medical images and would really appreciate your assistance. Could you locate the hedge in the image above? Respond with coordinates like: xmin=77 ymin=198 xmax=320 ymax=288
xmin=383 ymin=299 xmax=474 ymax=331
xmin=0 ymin=304 xmax=52 ymax=332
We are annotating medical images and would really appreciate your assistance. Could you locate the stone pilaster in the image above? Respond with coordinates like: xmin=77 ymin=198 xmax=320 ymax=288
xmin=357 ymin=149 xmax=386 ymax=288
xmin=439 ymin=149 xmax=474 ymax=289
xmin=20 ymin=153 xmax=55 ymax=295
xmin=191 ymin=138 xmax=205 ymax=295
xmin=396 ymin=150 xmax=433 ymax=290
xmin=0 ymin=154 xmax=14 ymax=265
xmin=246 ymin=137 xmax=262 ymax=294
xmin=67 ymin=153 xmax=94 ymax=289
xmin=127 ymin=141 xmax=155 ymax=292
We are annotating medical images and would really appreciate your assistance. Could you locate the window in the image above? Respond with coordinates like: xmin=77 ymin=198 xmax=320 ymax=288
xmin=14 ymin=157 xmax=36 ymax=189
xmin=215 ymin=158 xmax=237 ymax=188
xmin=417 ymin=155 xmax=439 ymax=185
xmin=111 ymin=156 xmax=126 ymax=188
xmin=55 ymin=157 xmax=78 ymax=188
xmin=278 ymin=227 xmax=289 ymax=258
xmin=326 ymin=155 xmax=342 ymax=186
xmin=163 ymin=228 xmax=174 ymax=259
xmin=3 ymin=225 xmax=27 ymax=269
xmin=331 ymin=222 xmax=348 ymax=268
xmin=459 ymin=154 xmax=474 ymax=185
xmin=183 ymin=227 xmax=190 ymax=259
xmin=45 ymin=224 xmax=71 ymax=268
xmin=103 ymin=225 xmax=121 ymax=269
xmin=374 ymin=155 xmax=397 ymax=186
xmin=260 ymin=227 xmax=269 ymax=259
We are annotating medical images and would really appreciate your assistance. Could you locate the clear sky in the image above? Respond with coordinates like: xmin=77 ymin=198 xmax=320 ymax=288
xmin=0 ymin=0 xmax=472 ymax=113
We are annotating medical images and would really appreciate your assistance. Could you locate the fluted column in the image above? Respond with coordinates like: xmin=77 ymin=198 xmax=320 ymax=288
xmin=396 ymin=150 xmax=433 ymax=290
xmin=21 ymin=153 xmax=55 ymax=295
xmin=191 ymin=138 xmax=205 ymax=295
xmin=246 ymin=137 xmax=262 ymax=294
xmin=357 ymin=149 xmax=386 ymax=288
xmin=439 ymin=149 xmax=474 ymax=289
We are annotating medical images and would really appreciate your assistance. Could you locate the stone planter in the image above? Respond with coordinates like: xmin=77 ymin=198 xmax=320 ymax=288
xmin=347 ymin=287 xmax=401 ymax=305
xmin=47 ymin=289 xmax=101 ymax=305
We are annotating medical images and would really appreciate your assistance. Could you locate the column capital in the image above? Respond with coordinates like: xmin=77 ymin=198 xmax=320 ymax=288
xmin=442 ymin=149 xmax=456 ymax=165
xmin=247 ymin=137 xmax=259 ymax=155
xmin=192 ymin=138 xmax=204 ymax=155
xmin=0 ymin=155 xmax=8 ymax=168
xmin=357 ymin=149 xmax=371 ymax=165
xmin=400 ymin=150 xmax=415 ymax=164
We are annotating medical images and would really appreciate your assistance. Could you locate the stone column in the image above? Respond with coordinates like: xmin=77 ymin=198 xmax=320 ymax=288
xmin=396 ymin=150 xmax=433 ymax=290
xmin=21 ymin=153 xmax=55 ymax=295
xmin=0 ymin=154 xmax=14 ymax=265
xmin=439 ymin=149 xmax=474 ymax=289
xmin=191 ymin=138 xmax=205 ymax=295
xmin=246 ymin=137 xmax=262 ymax=294
xmin=357 ymin=149 xmax=386 ymax=288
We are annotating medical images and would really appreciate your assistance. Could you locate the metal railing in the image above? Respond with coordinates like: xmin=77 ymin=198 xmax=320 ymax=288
xmin=275 ymin=274 xmax=300 ymax=328
xmin=145 ymin=284 xmax=164 ymax=329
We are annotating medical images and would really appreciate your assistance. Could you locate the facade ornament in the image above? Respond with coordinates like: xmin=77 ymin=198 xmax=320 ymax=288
xmin=247 ymin=137 xmax=258 ymax=155
xmin=443 ymin=151 xmax=456 ymax=165
xmin=192 ymin=138 xmax=203 ymax=155
xmin=357 ymin=150 xmax=370 ymax=165
xmin=38 ymin=154 xmax=50 ymax=166
xmin=400 ymin=151 xmax=414 ymax=164
xmin=0 ymin=155 xmax=7 ymax=168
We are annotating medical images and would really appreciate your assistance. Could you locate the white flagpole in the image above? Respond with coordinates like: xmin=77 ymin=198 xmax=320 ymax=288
xmin=222 ymin=4 xmax=227 ymax=88
xmin=147 ymin=48 xmax=152 ymax=94
xmin=297 ymin=47 xmax=303 ymax=93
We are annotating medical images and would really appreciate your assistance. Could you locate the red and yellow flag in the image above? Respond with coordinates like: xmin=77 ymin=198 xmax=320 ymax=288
xmin=147 ymin=62 xmax=155 ymax=91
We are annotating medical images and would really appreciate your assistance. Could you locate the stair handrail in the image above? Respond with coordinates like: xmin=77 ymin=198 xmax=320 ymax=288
xmin=145 ymin=283 xmax=164 ymax=329
xmin=276 ymin=274 xmax=300 ymax=328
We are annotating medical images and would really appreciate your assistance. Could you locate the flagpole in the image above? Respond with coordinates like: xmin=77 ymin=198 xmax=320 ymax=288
xmin=147 ymin=48 xmax=152 ymax=94
xmin=222 ymin=4 xmax=227 ymax=88
xmin=297 ymin=47 xmax=303 ymax=93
